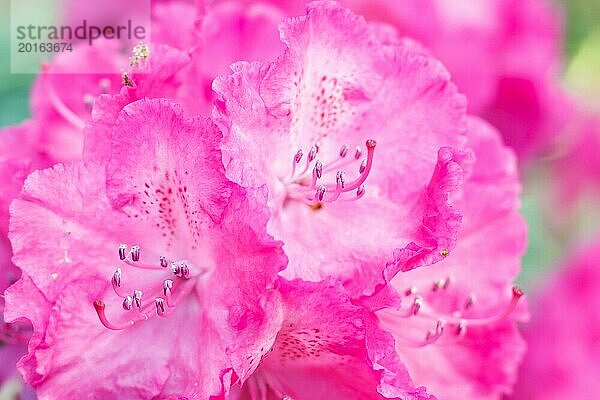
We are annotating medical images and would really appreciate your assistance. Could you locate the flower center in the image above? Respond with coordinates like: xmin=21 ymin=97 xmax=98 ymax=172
xmin=379 ymin=277 xmax=523 ymax=347
xmin=93 ymin=243 xmax=202 ymax=330
xmin=281 ymin=139 xmax=377 ymax=207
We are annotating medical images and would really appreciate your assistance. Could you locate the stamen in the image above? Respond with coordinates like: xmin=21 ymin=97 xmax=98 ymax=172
xmin=93 ymin=300 xmax=134 ymax=331
xmin=95 ymin=243 xmax=201 ymax=331
xmin=336 ymin=171 xmax=346 ymax=189
xmin=354 ymin=146 xmax=362 ymax=159
xmin=180 ymin=263 xmax=190 ymax=279
xmin=339 ymin=144 xmax=349 ymax=158
xmin=313 ymin=161 xmax=323 ymax=179
xmin=323 ymin=140 xmax=376 ymax=193
xmin=118 ymin=244 xmax=127 ymax=260
xmin=412 ymin=296 xmax=423 ymax=316
xmin=464 ymin=293 xmax=476 ymax=309
xmin=130 ymin=245 xmax=140 ymax=262
xmin=422 ymin=286 xmax=524 ymax=327
xmin=122 ymin=295 xmax=133 ymax=310
xmin=443 ymin=276 xmax=451 ymax=289
xmin=171 ymin=262 xmax=180 ymax=276
xmin=424 ymin=320 xmax=445 ymax=344
xmin=455 ymin=320 xmax=467 ymax=336
xmin=355 ymin=185 xmax=365 ymax=198
xmin=315 ymin=185 xmax=326 ymax=202
xmin=282 ymin=139 xmax=377 ymax=206
xmin=432 ymin=278 xmax=446 ymax=292
xmin=290 ymin=149 xmax=303 ymax=179
xmin=405 ymin=287 xmax=417 ymax=296
xmin=155 ymin=298 xmax=166 ymax=316
xmin=359 ymin=159 xmax=367 ymax=174
xmin=112 ymin=268 xmax=122 ymax=287
xmin=308 ymin=145 xmax=317 ymax=162
xmin=133 ymin=290 xmax=143 ymax=309
xmin=163 ymin=279 xmax=173 ymax=296
xmin=395 ymin=319 xmax=445 ymax=348
xmin=160 ymin=256 xmax=168 ymax=268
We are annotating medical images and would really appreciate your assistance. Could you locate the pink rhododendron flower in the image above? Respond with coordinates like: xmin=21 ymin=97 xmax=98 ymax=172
xmin=380 ymin=118 xmax=527 ymax=399
xmin=5 ymin=98 xmax=287 ymax=399
xmin=510 ymin=239 xmax=600 ymax=400
xmin=213 ymin=1 xmax=471 ymax=299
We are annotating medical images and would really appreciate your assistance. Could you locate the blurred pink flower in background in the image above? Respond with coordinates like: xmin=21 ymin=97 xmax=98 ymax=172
xmin=5 ymin=98 xmax=287 ymax=399
xmin=549 ymin=112 xmax=600 ymax=208
xmin=509 ymin=239 xmax=600 ymax=400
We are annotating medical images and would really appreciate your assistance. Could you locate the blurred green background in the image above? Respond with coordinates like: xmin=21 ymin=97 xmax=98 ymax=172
xmin=0 ymin=0 xmax=598 ymax=289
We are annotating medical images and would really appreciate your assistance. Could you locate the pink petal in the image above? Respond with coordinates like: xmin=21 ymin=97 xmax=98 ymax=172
xmin=382 ymin=118 xmax=527 ymax=399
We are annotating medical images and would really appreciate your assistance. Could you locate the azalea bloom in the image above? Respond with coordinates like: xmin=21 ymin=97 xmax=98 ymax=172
xmin=213 ymin=0 xmax=470 ymax=300
xmin=5 ymin=98 xmax=287 ymax=399
xmin=510 ymin=239 xmax=600 ymax=400
xmin=380 ymin=118 xmax=527 ymax=399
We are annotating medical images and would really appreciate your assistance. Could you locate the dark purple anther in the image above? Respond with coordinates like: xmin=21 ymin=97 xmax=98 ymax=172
xmin=171 ymin=262 xmax=180 ymax=276
xmin=112 ymin=268 xmax=122 ymax=288
xmin=130 ymin=245 xmax=140 ymax=262
xmin=339 ymin=144 xmax=349 ymax=158
xmin=336 ymin=171 xmax=346 ymax=189
xmin=133 ymin=290 xmax=143 ymax=308
xmin=118 ymin=244 xmax=127 ymax=260
xmin=122 ymin=295 xmax=133 ymax=310
xmin=354 ymin=146 xmax=362 ymax=160
xmin=359 ymin=159 xmax=367 ymax=174
xmin=155 ymin=298 xmax=166 ymax=314
xmin=163 ymin=279 xmax=173 ymax=296
xmin=308 ymin=145 xmax=318 ymax=162
xmin=316 ymin=185 xmax=326 ymax=202
xmin=314 ymin=161 xmax=323 ymax=179
xmin=180 ymin=263 xmax=190 ymax=279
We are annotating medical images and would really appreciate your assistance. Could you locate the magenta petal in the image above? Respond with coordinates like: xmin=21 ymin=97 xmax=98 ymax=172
xmin=6 ymin=99 xmax=287 ymax=398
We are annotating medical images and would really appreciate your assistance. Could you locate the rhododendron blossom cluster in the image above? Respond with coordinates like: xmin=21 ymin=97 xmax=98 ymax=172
xmin=0 ymin=1 xmax=535 ymax=399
